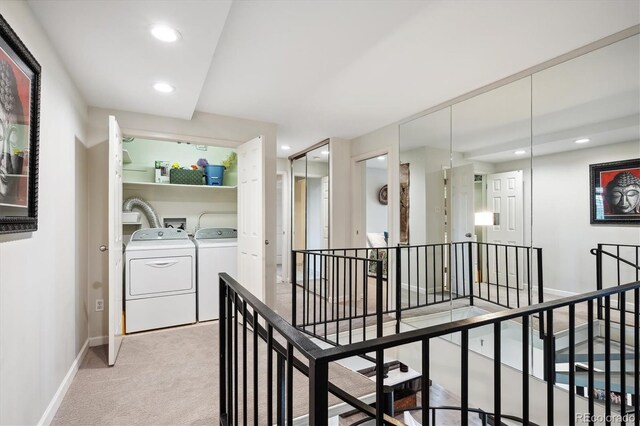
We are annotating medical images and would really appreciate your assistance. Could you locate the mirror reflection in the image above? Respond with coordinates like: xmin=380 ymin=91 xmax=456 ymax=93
xmin=451 ymin=77 xmax=533 ymax=306
xmin=532 ymin=34 xmax=640 ymax=294
xmin=291 ymin=143 xmax=330 ymax=279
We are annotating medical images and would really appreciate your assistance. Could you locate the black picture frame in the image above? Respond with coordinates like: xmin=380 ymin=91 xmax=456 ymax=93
xmin=0 ymin=14 xmax=41 ymax=234
xmin=590 ymin=158 xmax=640 ymax=225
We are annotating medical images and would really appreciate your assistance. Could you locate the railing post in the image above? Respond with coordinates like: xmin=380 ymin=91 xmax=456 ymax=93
xmin=291 ymin=250 xmax=297 ymax=327
xmin=308 ymin=358 xmax=329 ymax=425
xmin=537 ymin=248 xmax=545 ymax=339
xmin=395 ymin=245 xmax=402 ymax=334
xmin=376 ymin=349 xmax=385 ymax=426
xmin=377 ymin=259 xmax=383 ymax=339
xmin=467 ymin=242 xmax=474 ymax=306
xmin=545 ymin=310 xmax=555 ymax=426
xmin=461 ymin=329 xmax=469 ymax=426
xmin=276 ymin=353 xmax=285 ymax=426
xmin=219 ymin=276 xmax=227 ymax=425
xmin=537 ymin=247 xmax=544 ymax=304
xmin=596 ymin=243 xmax=603 ymax=320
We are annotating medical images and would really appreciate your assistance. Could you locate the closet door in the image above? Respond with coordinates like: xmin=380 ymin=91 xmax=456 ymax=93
xmin=107 ymin=115 xmax=123 ymax=366
xmin=237 ymin=135 xmax=266 ymax=301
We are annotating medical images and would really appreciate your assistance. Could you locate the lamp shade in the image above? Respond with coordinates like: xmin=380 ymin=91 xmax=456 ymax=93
xmin=475 ymin=211 xmax=494 ymax=226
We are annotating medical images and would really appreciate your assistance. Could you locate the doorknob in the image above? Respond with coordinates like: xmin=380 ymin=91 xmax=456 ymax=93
xmin=99 ymin=245 xmax=108 ymax=252
xmin=265 ymin=240 xmax=270 ymax=245
xmin=465 ymin=233 xmax=472 ymax=238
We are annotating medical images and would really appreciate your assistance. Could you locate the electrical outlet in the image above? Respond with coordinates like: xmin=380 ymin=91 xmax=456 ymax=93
xmin=96 ymin=299 xmax=104 ymax=312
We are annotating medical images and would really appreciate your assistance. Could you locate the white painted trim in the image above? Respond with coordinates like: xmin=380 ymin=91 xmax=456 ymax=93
xmin=89 ymin=335 xmax=108 ymax=347
xmin=543 ymin=287 xmax=578 ymax=298
xmin=401 ymin=282 xmax=428 ymax=296
xmin=37 ymin=339 xmax=89 ymax=426
xmin=121 ymin=128 xmax=241 ymax=148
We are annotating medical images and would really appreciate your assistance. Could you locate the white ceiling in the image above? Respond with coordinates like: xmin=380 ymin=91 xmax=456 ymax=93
xmin=27 ymin=0 xmax=640 ymax=157
xmin=400 ymin=34 xmax=640 ymax=163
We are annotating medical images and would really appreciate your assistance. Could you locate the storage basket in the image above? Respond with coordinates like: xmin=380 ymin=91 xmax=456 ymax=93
xmin=169 ymin=169 xmax=204 ymax=185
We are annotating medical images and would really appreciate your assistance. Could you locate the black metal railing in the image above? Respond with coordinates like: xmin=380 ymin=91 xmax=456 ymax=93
xmin=294 ymin=242 xmax=543 ymax=342
xmin=306 ymin=280 xmax=640 ymax=425
xmin=471 ymin=242 xmax=544 ymax=310
xmin=592 ymin=244 xmax=640 ymax=320
xmin=397 ymin=242 xmax=543 ymax=311
xmin=221 ymin=247 xmax=640 ymax=425
xmin=219 ymin=272 xmax=400 ymax=426
xmin=291 ymin=249 xmax=385 ymax=347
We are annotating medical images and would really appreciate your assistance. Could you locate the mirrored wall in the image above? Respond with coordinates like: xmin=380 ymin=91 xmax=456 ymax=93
xmin=291 ymin=142 xmax=330 ymax=278
xmin=399 ymin=31 xmax=639 ymax=310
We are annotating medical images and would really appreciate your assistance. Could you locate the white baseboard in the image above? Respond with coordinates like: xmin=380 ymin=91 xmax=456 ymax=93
xmin=37 ymin=339 xmax=89 ymax=426
xmin=89 ymin=335 xmax=108 ymax=347
xmin=543 ymin=287 xmax=578 ymax=298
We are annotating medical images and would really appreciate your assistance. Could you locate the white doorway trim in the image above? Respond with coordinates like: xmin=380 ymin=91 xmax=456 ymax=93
xmin=277 ymin=170 xmax=290 ymax=283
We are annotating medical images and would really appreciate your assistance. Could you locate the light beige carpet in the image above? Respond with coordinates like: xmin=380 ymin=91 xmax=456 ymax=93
xmin=52 ymin=322 xmax=375 ymax=425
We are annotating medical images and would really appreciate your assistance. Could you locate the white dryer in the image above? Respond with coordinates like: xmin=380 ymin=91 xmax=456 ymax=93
xmin=194 ymin=227 xmax=238 ymax=321
xmin=125 ymin=228 xmax=196 ymax=333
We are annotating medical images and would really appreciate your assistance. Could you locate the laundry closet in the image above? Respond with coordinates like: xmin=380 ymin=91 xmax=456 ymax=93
xmin=121 ymin=136 xmax=238 ymax=333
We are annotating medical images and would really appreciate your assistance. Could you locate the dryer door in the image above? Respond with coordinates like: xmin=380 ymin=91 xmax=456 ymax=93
xmin=128 ymin=256 xmax=193 ymax=297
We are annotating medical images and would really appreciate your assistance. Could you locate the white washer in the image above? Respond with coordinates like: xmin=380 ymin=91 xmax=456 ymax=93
xmin=125 ymin=228 xmax=196 ymax=333
xmin=194 ymin=227 xmax=238 ymax=321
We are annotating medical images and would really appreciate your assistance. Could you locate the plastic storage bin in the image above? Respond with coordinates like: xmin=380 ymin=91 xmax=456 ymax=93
xmin=205 ymin=165 xmax=225 ymax=186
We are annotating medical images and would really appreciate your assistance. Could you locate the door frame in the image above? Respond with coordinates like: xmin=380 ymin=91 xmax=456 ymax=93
xmin=276 ymin=170 xmax=290 ymax=284
xmin=351 ymin=148 xmax=395 ymax=249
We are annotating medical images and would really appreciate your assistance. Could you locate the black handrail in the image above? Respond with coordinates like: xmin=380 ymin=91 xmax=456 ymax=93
xmin=221 ymin=268 xmax=640 ymax=425
xmin=218 ymin=272 xmax=402 ymax=426
xmin=311 ymin=280 xmax=640 ymax=361
xmin=591 ymin=243 xmax=640 ymax=320
xmin=591 ymin=247 xmax=640 ymax=271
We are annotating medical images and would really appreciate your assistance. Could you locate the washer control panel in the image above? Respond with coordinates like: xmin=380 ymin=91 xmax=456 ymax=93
xmin=195 ymin=227 xmax=238 ymax=240
xmin=131 ymin=228 xmax=189 ymax=241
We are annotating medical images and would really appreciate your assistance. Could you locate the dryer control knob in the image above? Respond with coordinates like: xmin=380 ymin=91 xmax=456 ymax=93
xmin=217 ymin=230 xmax=222 ymax=235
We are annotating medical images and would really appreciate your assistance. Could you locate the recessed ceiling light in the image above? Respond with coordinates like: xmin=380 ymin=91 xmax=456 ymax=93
xmin=377 ymin=156 xmax=386 ymax=160
xmin=514 ymin=150 xmax=526 ymax=155
xmin=153 ymin=82 xmax=174 ymax=93
xmin=151 ymin=24 xmax=181 ymax=43
xmin=575 ymin=138 xmax=590 ymax=144
xmin=321 ymin=150 xmax=329 ymax=155
xmin=281 ymin=145 xmax=291 ymax=151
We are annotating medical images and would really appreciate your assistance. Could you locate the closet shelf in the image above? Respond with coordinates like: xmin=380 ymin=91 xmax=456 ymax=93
xmin=123 ymin=181 xmax=237 ymax=190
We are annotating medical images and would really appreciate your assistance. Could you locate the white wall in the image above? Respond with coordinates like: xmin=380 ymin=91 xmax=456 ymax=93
xmin=0 ymin=2 xmax=89 ymax=424
xmin=529 ymin=141 xmax=640 ymax=294
xmin=87 ymin=107 xmax=277 ymax=339
xmin=496 ymin=140 xmax=640 ymax=294
xmin=365 ymin=167 xmax=387 ymax=234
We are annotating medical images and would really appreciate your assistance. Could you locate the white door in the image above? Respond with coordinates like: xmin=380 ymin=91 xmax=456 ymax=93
xmin=276 ymin=177 xmax=283 ymax=266
xmin=321 ymin=176 xmax=329 ymax=249
xmin=449 ymin=163 xmax=475 ymax=295
xmin=486 ymin=170 xmax=524 ymax=289
xmin=108 ymin=116 xmax=124 ymax=366
xmin=238 ymin=136 xmax=265 ymax=301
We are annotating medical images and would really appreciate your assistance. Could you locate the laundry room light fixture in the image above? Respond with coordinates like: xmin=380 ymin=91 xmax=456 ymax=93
xmin=150 ymin=24 xmax=181 ymax=43
xmin=153 ymin=82 xmax=175 ymax=93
